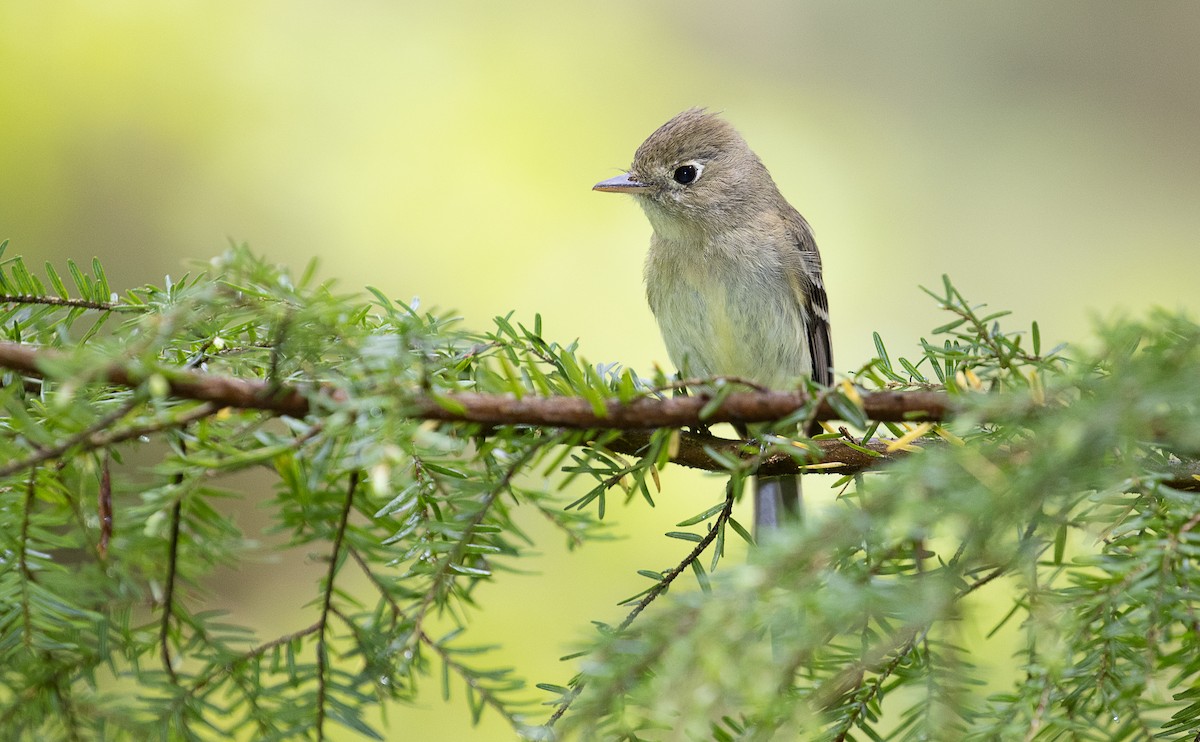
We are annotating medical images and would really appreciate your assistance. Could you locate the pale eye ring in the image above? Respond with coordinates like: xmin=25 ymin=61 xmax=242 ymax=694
xmin=672 ymin=162 xmax=703 ymax=185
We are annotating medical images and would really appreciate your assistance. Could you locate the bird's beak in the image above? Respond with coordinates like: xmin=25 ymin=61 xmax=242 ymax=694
xmin=593 ymin=172 xmax=650 ymax=194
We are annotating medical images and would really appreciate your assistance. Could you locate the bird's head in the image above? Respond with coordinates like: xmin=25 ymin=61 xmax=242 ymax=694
xmin=594 ymin=108 xmax=780 ymax=240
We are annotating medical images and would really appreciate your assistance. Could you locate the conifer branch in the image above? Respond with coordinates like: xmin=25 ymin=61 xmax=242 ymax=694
xmin=0 ymin=293 xmax=145 ymax=312
xmin=5 ymin=339 xmax=1199 ymax=489
xmin=0 ymin=341 xmax=949 ymax=425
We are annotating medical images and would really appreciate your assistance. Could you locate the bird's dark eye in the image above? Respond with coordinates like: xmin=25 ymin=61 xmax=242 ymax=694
xmin=673 ymin=164 xmax=699 ymax=185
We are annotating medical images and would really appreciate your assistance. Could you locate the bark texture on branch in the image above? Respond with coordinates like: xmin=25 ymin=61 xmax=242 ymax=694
xmin=3 ymin=340 xmax=1199 ymax=489
xmin=0 ymin=341 xmax=311 ymax=416
xmin=407 ymin=389 xmax=950 ymax=429
xmin=0 ymin=340 xmax=949 ymax=428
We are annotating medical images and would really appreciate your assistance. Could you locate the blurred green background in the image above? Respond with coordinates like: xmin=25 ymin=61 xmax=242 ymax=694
xmin=3 ymin=2 xmax=1198 ymax=738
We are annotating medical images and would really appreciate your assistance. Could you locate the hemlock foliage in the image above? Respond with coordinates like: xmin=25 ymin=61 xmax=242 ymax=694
xmin=0 ymin=243 xmax=1198 ymax=740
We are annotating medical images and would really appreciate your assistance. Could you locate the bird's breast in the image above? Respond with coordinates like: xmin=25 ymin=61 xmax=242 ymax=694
xmin=644 ymin=236 xmax=812 ymax=388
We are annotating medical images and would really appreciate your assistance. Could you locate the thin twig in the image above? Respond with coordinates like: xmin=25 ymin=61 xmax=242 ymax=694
xmin=0 ymin=401 xmax=218 ymax=478
xmin=407 ymin=448 xmax=537 ymax=638
xmin=0 ymin=397 xmax=139 ymax=477
xmin=0 ymin=293 xmax=146 ymax=312
xmin=545 ymin=487 xmax=736 ymax=727
xmin=187 ymin=622 xmax=322 ymax=695
xmin=315 ymin=471 xmax=359 ymax=741
xmin=829 ymin=628 xmax=926 ymax=741
xmin=98 ymin=453 xmax=112 ymax=559
xmin=160 ymin=497 xmax=183 ymax=683
xmin=159 ymin=439 xmax=190 ymax=685
xmin=19 ymin=467 xmax=36 ymax=649
xmin=618 ymin=491 xmax=736 ymax=633
xmin=821 ymin=520 xmax=1042 ymax=729
xmin=346 ymin=548 xmax=530 ymax=729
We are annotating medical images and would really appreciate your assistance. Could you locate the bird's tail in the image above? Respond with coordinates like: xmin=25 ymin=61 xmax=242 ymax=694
xmin=753 ymin=475 xmax=802 ymax=538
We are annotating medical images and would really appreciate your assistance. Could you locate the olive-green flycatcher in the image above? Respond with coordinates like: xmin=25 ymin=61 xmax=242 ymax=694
xmin=594 ymin=108 xmax=833 ymax=535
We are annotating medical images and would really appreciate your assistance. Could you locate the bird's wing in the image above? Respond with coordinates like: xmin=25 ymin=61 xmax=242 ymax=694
xmin=786 ymin=215 xmax=833 ymax=387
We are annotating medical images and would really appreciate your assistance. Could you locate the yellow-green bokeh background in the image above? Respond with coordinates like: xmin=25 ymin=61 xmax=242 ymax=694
xmin=3 ymin=3 xmax=1199 ymax=739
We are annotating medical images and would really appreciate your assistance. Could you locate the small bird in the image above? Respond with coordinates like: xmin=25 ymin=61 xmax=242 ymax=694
xmin=593 ymin=108 xmax=832 ymax=535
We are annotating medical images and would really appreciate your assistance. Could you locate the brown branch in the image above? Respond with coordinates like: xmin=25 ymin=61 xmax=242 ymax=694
xmin=0 ymin=339 xmax=941 ymax=479
xmin=0 ymin=341 xmax=312 ymax=417
xmin=0 ymin=340 xmax=947 ymax=425
xmin=603 ymin=429 xmax=899 ymax=477
xmin=0 ymin=338 xmax=950 ymax=425
xmin=408 ymin=389 xmax=950 ymax=428
xmin=5 ymin=340 xmax=1199 ymax=489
